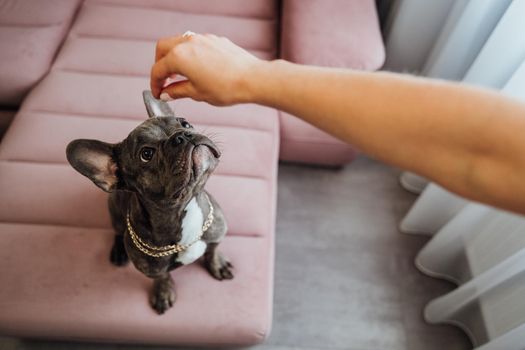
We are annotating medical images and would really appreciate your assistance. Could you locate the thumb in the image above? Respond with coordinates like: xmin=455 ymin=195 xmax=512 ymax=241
xmin=160 ymin=80 xmax=197 ymax=101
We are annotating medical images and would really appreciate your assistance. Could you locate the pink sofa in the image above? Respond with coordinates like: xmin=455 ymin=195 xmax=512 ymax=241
xmin=0 ymin=0 xmax=384 ymax=346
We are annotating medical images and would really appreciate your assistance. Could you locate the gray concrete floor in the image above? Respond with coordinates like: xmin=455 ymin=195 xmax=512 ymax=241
xmin=0 ymin=157 xmax=472 ymax=349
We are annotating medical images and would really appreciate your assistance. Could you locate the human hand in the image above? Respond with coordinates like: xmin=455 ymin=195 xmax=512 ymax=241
xmin=150 ymin=33 xmax=263 ymax=106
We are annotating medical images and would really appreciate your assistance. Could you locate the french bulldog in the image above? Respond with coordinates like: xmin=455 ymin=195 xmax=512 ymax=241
xmin=66 ymin=91 xmax=233 ymax=314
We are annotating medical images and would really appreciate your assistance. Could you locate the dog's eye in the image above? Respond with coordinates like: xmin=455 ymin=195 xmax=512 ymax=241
xmin=140 ymin=147 xmax=155 ymax=162
xmin=181 ymin=120 xmax=192 ymax=129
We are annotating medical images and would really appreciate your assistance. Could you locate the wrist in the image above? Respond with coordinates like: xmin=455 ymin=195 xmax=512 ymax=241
xmin=240 ymin=59 xmax=289 ymax=106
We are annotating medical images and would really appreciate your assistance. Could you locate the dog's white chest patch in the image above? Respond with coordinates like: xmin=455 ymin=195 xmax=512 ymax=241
xmin=176 ymin=197 xmax=207 ymax=265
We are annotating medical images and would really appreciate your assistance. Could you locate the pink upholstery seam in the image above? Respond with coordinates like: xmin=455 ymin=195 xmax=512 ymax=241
xmin=85 ymin=2 xmax=276 ymax=21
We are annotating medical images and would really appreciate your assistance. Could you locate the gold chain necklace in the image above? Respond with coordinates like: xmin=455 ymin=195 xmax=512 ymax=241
xmin=126 ymin=194 xmax=214 ymax=258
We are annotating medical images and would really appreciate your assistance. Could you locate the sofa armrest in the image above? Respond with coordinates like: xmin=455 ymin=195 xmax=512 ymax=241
xmin=0 ymin=0 xmax=82 ymax=106
xmin=278 ymin=0 xmax=384 ymax=166
xmin=280 ymin=0 xmax=385 ymax=70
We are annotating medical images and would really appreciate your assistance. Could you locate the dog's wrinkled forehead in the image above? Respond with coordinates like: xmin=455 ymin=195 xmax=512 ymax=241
xmin=128 ymin=117 xmax=188 ymax=144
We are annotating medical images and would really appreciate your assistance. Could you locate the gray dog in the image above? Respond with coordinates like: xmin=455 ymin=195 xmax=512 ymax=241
xmin=66 ymin=91 xmax=233 ymax=314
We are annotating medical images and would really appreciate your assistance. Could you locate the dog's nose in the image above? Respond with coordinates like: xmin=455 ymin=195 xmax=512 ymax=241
xmin=171 ymin=132 xmax=193 ymax=146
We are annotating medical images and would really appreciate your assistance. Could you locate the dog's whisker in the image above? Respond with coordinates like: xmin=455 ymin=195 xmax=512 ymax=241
xmin=203 ymin=132 xmax=224 ymax=143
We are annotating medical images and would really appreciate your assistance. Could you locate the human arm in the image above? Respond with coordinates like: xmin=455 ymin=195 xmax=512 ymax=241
xmin=150 ymin=34 xmax=525 ymax=214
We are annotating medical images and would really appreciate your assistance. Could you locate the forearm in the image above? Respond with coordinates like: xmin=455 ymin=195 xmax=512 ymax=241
xmin=249 ymin=60 xmax=525 ymax=213
xmin=150 ymin=34 xmax=525 ymax=213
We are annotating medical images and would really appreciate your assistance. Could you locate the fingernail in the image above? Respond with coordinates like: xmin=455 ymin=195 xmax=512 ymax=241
xmin=160 ymin=92 xmax=173 ymax=101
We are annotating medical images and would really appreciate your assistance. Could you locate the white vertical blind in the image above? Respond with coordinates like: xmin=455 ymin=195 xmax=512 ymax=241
xmin=384 ymin=0 xmax=456 ymax=72
xmin=388 ymin=1 xmax=525 ymax=348
xmin=504 ymin=59 xmax=525 ymax=100
xmin=400 ymin=184 xmax=467 ymax=235
xmin=423 ymin=0 xmax=512 ymax=80
xmin=463 ymin=0 xmax=525 ymax=88
xmin=399 ymin=0 xmax=525 ymax=236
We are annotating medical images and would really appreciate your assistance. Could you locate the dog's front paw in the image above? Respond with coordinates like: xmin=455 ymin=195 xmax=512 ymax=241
xmin=110 ymin=235 xmax=129 ymax=267
xmin=206 ymin=253 xmax=234 ymax=281
xmin=150 ymin=276 xmax=176 ymax=315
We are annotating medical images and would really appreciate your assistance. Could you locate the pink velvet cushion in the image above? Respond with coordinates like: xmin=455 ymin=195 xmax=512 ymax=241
xmin=0 ymin=111 xmax=277 ymax=181
xmin=280 ymin=0 xmax=384 ymax=69
xmin=88 ymin=0 xmax=277 ymax=19
xmin=72 ymin=2 xmax=277 ymax=52
xmin=0 ymin=160 xmax=273 ymax=241
xmin=0 ymin=0 xmax=81 ymax=25
xmin=0 ymin=0 xmax=81 ymax=106
xmin=278 ymin=0 xmax=384 ymax=166
xmin=54 ymin=37 xmax=273 ymax=77
xmin=20 ymin=71 xmax=277 ymax=132
xmin=0 ymin=223 xmax=273 ymax=346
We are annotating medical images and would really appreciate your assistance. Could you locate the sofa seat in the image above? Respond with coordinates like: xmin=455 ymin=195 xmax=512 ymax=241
xmin=0 ymin=0 xmax=279 ymax=345
xmin=0 ymin=223 xmax=273 ymax=345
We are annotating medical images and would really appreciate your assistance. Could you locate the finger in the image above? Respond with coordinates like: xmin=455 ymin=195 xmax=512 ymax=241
xmin=160 ymin=80 xmax=197 ymax=101
xmin=155 ymin=35 xmax=188 ymax=62
xmin=150 ymin=50 xmax=182 ymax=98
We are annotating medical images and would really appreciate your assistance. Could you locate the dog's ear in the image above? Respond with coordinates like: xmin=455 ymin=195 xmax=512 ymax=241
xmin=66 ymin=139 xmax=119 ymax=192
xmin=142 ymin=90 xmax=175 ymax=118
